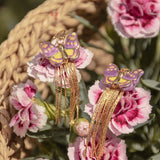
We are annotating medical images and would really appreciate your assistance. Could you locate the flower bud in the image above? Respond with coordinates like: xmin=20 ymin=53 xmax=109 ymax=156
xmin=73 ymin=118 xmax=90 ymax=137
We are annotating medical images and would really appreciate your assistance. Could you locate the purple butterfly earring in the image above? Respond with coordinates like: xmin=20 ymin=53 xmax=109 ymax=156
xmin=84 ymin=63 xmax=144 ymax=160
xmin=39 ymin=31 xmax=80 ymax=126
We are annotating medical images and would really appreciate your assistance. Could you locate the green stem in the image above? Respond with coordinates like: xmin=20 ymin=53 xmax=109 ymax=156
xmin=71 ymin=12 xmax=114 ymax=47
xmin=151 ymin=35 xmax=160 ymax=80
xmin=144 ymin=35 xmax=160 ymax=79
xmin=80 ymin=40 xmax=114 ymax=55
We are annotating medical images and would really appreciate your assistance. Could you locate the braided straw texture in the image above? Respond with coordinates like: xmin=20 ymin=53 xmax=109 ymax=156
xmin=0 ymin=0 xmax=106 ymax=159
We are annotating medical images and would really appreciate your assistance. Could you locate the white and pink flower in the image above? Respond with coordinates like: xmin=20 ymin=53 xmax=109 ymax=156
xmin=10 ymin=79 xmax=37 ymax=110
xmin=68 ymin=130 xmax=128 ymax=160
xmin=9 ymin=80 xmax=47 ymax=137
xmin=27 ymin=47 xmax=93 ymax=87
xmin=85 ymin=80 xmax=152 ymax=135
xmin=107 ymin=0 xmax=160 ymax=38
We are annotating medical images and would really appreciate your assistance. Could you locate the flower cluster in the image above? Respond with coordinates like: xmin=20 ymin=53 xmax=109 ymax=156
xmin=68 ymin=130 xmax=128 ymax=160
xmin=9 ymin=80 xmax=47 ymax=137
xmin=85 ymin=80 xmax=152 ymax=135
xmin=108 ymin=0 xmax=160 ymax=38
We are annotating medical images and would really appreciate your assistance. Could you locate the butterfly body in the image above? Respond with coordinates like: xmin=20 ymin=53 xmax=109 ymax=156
xmin=103 ymin=63 xmax=144 ymax=91
xmin=40 ymin=32 xmax=80 ymax=67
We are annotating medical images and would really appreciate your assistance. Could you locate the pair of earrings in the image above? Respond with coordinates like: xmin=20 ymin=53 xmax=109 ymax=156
xmin=39 ymin=31 xmax=143 ymax=160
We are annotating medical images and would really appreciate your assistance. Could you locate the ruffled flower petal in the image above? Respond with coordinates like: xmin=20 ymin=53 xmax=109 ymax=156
xmin=107 ymin=0 xmax=160 ymax=38
xmin=109 ymin=87 xmax=152 ymax=135
xmin=13 ymin=120 xmax=29 ymax=138
xmin=15 ymin=89 xmax=32 ymax=107
xmin=124 ymin=20 xmax=142 ymax=38
xmin=120 ymin=14 xmax=135 ymax=26
xmin=141 ymin=18 xmax=160 ymax=35
xmin=84 ymin=103 xmax=95 ymax=118
xmin=67 ymin=131 xmax=128 ymax=160
xmin=27 ymin=53 xmax=55 ymax=82
xmin=10 ymin=80 xmax=37 ymax=109
xmin=10 ymin=98 xmax=23 ymax=110
xmin=24 ymin=79 xmax=37 ymax=99
xmin=88 ymin=80 xmax=104 ymax=105
xmin=75 ymin=47 xmax=93 ymax=69
xmin=111 ymin=115 xmax=134 ymax=134
xmin=29 ymin=104 xmax=48 ymax=130
xmin=10 ymin=109 xmax=30 ymax=138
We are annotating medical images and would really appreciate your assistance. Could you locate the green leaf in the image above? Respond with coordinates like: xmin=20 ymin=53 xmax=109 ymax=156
xmin=134 ymin=114 xmax=155 ymax=130
xmin=71 ymin=12 xmax=114 ymax=47
xmin=80 ymin=40 xmax=114 ymax=55
xmin=22 ymin=156 xmax=50 ymax=160
xmin=27 ymin=126 xmax=69 ymax=143
xmin=148 ymin=153 xmax=160 ymax=160
xmin=129 ymin=155 xmax=145 ymax=160
xmin=79 ymin=80 xmax=89 ymax=106
xmin=22 ymin=154 xmax=50 ymax=160
xmin=131 ymin=143 xmax=145 ymax=151
xmin=71 ymin=12 xmax=97 ymax=30
xmin=141 ymin=79 xmax=160 ymax=91
xmin=69 ymin=130 xmax=78 ymax=143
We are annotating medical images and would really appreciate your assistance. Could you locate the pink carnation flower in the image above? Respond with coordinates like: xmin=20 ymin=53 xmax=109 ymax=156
xmin=9 ymin=80 xmax=47 ymax=137
xmin=68 ymin=130 xmax=128 ymax=160
xmin=85 ymin=80 xmax=152 ymax=135
xmin=27 ymin=47 xmax=93 ymax=87
xmin=107 ymin=0 xmax=160 ymax=38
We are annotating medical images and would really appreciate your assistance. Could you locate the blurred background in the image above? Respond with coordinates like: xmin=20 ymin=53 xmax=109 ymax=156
xmin=0 ymin=0 xmax=45 ymax=43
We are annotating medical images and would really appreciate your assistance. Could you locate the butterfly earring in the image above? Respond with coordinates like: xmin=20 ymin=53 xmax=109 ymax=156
xmin=39 ymin=31 xmax=80 ymax=126
xmin=84 ymin=63 xmax=144 ymax=160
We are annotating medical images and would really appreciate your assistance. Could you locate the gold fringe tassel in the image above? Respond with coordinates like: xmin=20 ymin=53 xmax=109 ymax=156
xmin=55 ymin=67 xmax=60 ymax=125
xmin=54 ymin=62 xmax=79 ymax=126
xmin=67 ymin=62 xmax=79 ymax=126
xmin=84 ymin=88 xmax=124 ymax=160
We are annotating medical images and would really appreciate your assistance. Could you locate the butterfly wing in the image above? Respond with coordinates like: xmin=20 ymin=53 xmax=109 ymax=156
xmin=103 ymin=64 xmax=144 ymax=91
xmin=131 ymin=69 xmax=144 ymax=86
xmin=103 ymin=63 xmax=119 ymax=87
xmin=119 ymin=69 xmax=144 ymax=91
xmin=40 ymin=42 xmax=63 ymax=67
xmin=64 ymin=32 xmax=80 ymax=61
xmin=118 ymin=72 xmax=134 ymax=90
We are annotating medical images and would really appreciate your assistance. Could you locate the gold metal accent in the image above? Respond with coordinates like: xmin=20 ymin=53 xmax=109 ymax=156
xmin=49 ymin=30 xmax=80 ymax=127
xmin=111 ymin=68 xmax=130 ymax=89
xmin=54 ymin=62 xmax=79 ymax=127
xmin=84 ymin=88 xmax=124 ymax=160
xmin=66 ymin=62 xmax=79 ymax=126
